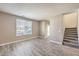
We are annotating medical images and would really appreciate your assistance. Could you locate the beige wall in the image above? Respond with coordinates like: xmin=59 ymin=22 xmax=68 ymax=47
xmin=49 ymin=15 xmax=64 ymax=44
xmin=40 ymin=21 xmax=46 ymax=38
xmin=0 ymin=12 xmax=40 ymax=45
xmin=77 ymin=9 xmax=79 ymax=45
xmin=63 ymin=12 xmax=77 ymax=28
xmin=39 ymin=20 xmax=49 ymax=39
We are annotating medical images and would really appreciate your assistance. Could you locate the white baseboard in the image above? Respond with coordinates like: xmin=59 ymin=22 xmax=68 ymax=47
xmin=49 ymin=40 xmax=62 ymax=45
xmin=0 ymin=36 xmax=40 ymax=46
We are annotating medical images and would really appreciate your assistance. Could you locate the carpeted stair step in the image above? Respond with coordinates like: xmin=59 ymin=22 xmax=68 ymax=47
xmin=63 ymin=39 xmax=78 ymax=44
xmin=64 ymin=37 xmax=78 ymax=40
xmin=63 ymin=41 xmax=79 ymax=48
xmin=64 ymin=32 xmax=77 ymax=35
xmin=64 ymin=35 xmax=78 ymax=38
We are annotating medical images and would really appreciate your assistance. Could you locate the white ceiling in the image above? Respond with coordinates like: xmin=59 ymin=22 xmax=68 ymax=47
xmin=0 ymin=3 xmax=79 ymax=20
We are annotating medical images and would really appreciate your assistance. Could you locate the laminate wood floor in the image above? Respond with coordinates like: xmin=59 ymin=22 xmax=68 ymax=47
xmin=0 ymin=38 xmax=79 ymax=56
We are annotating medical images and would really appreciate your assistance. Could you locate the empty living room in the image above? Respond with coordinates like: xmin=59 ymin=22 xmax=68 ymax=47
xmin=1 ymin=2 xmax=79 ymax=57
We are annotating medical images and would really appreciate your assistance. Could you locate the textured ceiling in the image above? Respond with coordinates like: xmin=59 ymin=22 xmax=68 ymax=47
xmin=0 ymin=3 xmax=79 ymax=20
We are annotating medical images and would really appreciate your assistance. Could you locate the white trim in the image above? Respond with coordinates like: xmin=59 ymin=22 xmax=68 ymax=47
xmin=49 ymin=40 xmax=62 ymax=45
xmin=0 ymin=36 xmax=40 ymax=46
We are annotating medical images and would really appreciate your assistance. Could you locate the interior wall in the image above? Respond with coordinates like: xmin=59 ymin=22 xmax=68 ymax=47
xmin=39 ymin=20 xmax=49 ymax=39
xmin=63 ymin=12 xmax=77 ymax=28
xmin=40 ymin=21 xmax=47 ymax=38
xmin=49 ymin=15 xmax=64 ymax=44
xmin=0 ymin=12 xmax=40 ymax=45
xmin=77 ymin=9 xmax=79 ymax=45
xmin=40 ymin=21 xmax=45 ymax=37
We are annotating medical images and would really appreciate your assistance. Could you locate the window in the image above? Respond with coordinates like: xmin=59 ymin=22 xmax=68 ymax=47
xmin=16 ymin=18 xmax=32 ymax=36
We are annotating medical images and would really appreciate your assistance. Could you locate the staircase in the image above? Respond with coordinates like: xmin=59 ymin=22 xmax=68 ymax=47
xmin=63 ymin=28 xmax=79 ymax=48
